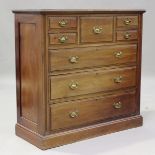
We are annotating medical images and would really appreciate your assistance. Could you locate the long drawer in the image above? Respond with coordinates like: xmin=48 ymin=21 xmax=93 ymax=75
xmin=50 ymin=91 xmax=137 ymax=130
xmin=50 ymin=67 xmax=136 ymax=100
xmin=49 ymin=44 xmax=137 ymax=72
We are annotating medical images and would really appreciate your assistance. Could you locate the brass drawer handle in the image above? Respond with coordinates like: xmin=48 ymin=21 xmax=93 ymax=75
xmin=113 ymin=76 xmax=123 ymax=83
xmin=69 ymin=111 xmax=79 ymax=118
xmin=69 ymin=81 xmax=78 ymax=90
xmin=69 ymin=56 xmax=79 ymax=63
xmin=124 ymin=18 xmax=131 ymax=25
xmin=124 ymin=33 xmax=131 ymax=39
xmin=113 ymin=102 xmax=122 ymax=109
xmin=115 ymin=51 xmax=123 ymax=58
xmin=93 ymin=26 xmax=103 ymax=34
xmin=59 ymin=19 xmax=68 ymax=27
xmin=59 ymin=36 xmax=68 ymax=43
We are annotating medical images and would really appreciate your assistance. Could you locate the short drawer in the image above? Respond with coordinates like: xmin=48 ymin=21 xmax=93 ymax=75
xmin=49 ymin=33 xmax=77 ymax=45
xmin=48 ymin=16 xmax=77 ymax=29
xmin=116 ymin=30 xmax=138 ymax=41
xmin=80 ymin=16 xmax=113 ymax=43
xmin=50 ymin=91 xmax=137 ymax=130
xmin=49 ymin=44 xmax=137 ymax=71
xmin=116 ymin=16 xmax=138 ymax=28
xmin=50 ymin=67 xmax=136 ymax=100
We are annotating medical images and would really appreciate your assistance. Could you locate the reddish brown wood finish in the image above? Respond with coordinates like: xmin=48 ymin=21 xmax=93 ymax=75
xmin=51 ymin=91 xmax=137 ymax=130
xmin=116 ymin=30 xmax=138 ymax=41
xmin=15 ymin=14 xmax=46 ymax=134
xmin=16 ymin=115 xmax=143 ymax=150
xmin=20 ymin=23 xmax=39 ymax=123
xmin=49 ymin=44 xmax=137 ymax=71
xmin=50 ymin=67 xmax=136 ymax=99
xmin=48 ymin=16 xmax=77 ymax=29
xmin=116 ymin=16 xmax=138 ymax=28
xmin=80 ymin=16 xmax=113 ymax=43
xmin=14 ymin=10 xmax=145 ymax=150
xmin=49 ymin=33 xmax=77 ymax=45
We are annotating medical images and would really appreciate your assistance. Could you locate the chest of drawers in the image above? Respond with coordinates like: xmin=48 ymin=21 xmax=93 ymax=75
xmin=13 ymin=9 xmax=145 ymax=150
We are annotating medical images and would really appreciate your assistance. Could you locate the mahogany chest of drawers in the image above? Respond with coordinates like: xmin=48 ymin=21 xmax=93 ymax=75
xmin=13 ymin=10 xmax=145 ymax=149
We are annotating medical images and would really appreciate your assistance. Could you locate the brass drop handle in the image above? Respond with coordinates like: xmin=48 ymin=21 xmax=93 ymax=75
xmin=113 ymin=102 xmax=122 ymax=109
xmin=124 ymin=33 xmax=131 ymax=39
xmin=69 ymin=111 xmax=79 ymax=118
xmin=113 ymin=76 xmax=123 ymax=83
xmin=69 ymin=56 xmax=79 ymax=63
xmin=59 ymin=36 xmax=68 ymax=43
xmin=115 ymin=51 xmax=123 ymax=58
xmin=59 ymin=19 xmax=68 ymax=27
xmin=93 ymin=26 xmax=103 ymax=34
xmin=124 ymin=18 xmax=131 ymax=25
xmin=69 ymin=81 xmax=78 ymax=90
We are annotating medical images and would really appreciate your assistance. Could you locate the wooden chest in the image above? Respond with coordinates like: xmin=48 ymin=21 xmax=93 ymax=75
xmin=13 ymin=9 xmax=145 ymax=150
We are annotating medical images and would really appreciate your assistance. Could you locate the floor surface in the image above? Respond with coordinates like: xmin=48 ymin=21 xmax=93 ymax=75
xmin=0 ymin=76 xmax=155 ymax=155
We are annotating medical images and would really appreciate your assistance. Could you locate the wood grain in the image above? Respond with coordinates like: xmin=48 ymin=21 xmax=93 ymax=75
xmin=51 ymin=91 xmax=137 ymax=130
xmin=14 ymin=10 xmax=145 ymax=149
xmin=116 ymin=30 xmax=138 ymax=41
xmin=16 ymin=115 xmax=143 ymax=150
xmin=48 ymin=16 xmax=77 ymax=29
xmin=15 ymin=14 xmax=46 ymax=134
xmin=20 ymin=22 xmax=39 ymax=123
xmin=49 ymin=44 xmax=137 ymax=71
xmin=50 ymin=67 xmax=136 ymax=99
xmin=80 ymin=16 xmax=113 ymax=43
xmin=116 ymin=16 xmax=138 ymax=28
xmin=49 ymin=33 xmax=77 ymax=45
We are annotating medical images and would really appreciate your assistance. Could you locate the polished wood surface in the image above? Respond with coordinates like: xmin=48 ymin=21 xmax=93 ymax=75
xmin=16 ymin=115 xmax=143 ymax=150
xmin=48 ymin=16 xmax=77 ymax=29
xmin=51 ymin=91 xmax=136 ymax=130
xmin=20 ymin=23 xmax=38 ymax=123
xmin=15 ymin=14 xmax=46 ymax=133
xmin=80 ymin=16 xmax=113 ymax=43
xmin=49 ymin=33 xmax=77 ymax=45
xmin=49 ymin=44 xmax=137 ymax=71
xmin=116 ymin=16 xmax=138 ymax=28
xmin=50 ymin=67 xmax=136 ymax=99
xmin=116 ymin=30 xmax=138 ymax=41
xmin=14 ymin=10 xmax=145 ymax=149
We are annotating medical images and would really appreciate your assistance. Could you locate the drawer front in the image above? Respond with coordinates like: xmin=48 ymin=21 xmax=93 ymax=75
xmin=116 ymin=16 xmax=138 ymax=28
xmin=49 ymin=33 xmax=77 ymax=45
xmin=50 ymin=92 xmax=137 ymax=130
xmin=48 ymin=16 xmax=77 ymax=29
xmin=50 ymin=67 xmax=136 ymax=99
xmin=116 ymin=30 xmax=138 ymax=41
xmin=49 ymin=44 xmax=137 ymax=71
xmin=80 ymin=16 xmax=113 ymax=43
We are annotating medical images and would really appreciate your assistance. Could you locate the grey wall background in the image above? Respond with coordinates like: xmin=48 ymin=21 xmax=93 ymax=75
xmin=0 ymin=0 xmax=154 ymax=79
